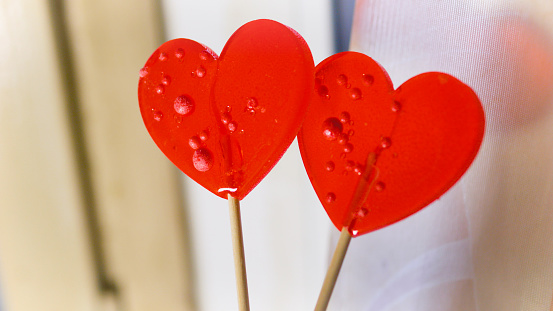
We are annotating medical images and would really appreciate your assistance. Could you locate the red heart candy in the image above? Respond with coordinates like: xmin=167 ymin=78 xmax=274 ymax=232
xmin=298 ymin=52 xmax=485 ymax=237
xmin=138 ymin=20 xmax=314 ymax=200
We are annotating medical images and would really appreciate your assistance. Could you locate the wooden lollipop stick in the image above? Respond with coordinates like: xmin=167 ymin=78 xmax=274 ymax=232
xmin=314 ymin=227 xmax=352 ymax=311
xmin=315 ymin=152 xmax=377 ymax=311
xmin=228 ymin=194 xmax=250 ymax=311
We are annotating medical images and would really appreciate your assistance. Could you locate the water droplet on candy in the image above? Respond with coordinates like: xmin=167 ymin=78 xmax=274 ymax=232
xmin=339 ymin=112 xmax=350 ymax=124
xmin=381 ymin=137 xmax=392 ymax=149
xmin=343 ymin=143 xmax=353 ymax=153
xmin=362 ymin=74 xmax=374 ymax=86
xmin=161 ymin=75 xmax=171 ymax=85
xmin=392 ymin=101 xmax=402 ymax=112
xmin=155 ymin=85 xmax=165 ymax=95
xmin=246 ymin=97 xmax=258 ymax=108
xmin=221 ymin=112 xmax=231 ymax=125
xmin=322 ymin=117 xmax=343 ymax=141
xmin=375 ymin=181 xmax=385 ymax=192
xmin=345 ymin=161 xmax=355 ymax=171
xmin=326 ymin=192 xmax=336 ymax=204
xmin=192 ymin=148 xmax=213 ymax=172
xmin=174 ymin=95 xmax=194 ymax=115
xmin=350 ymin=88 xmax=362 ymax=100
xmin=175 ymin=48 xmax=185 ymax=59
xmin=199 ymin=50 xmax=213 ymax=61
xmin=152 ymin=110 xmax=163 ymax=121
xmin=354 ymin=164 xmax=363 ymax=175
xmin=228 ymin=121 xmax=237 ymax=133
xmin=159 ymin=52 xmax=168 ymax=61
xmin=196 ymin=66 xmax=206 ymax=78
xmin=336 ymin=74 xmax=348 ymax=86
xmin=356 ymin=208 xmax=369 ymax=217
xmin=317 ymin=85 xmax=330 ymax=99
xmin=199 ymin=130 xmax=209 ymax=141
xmin=189 ymin=136 xmax=201 ymax=149
xmin=139 ymin=67 xmax=149 ymax=78
xmin=325 ymin=161 xmax=335 ymax=172
xmin=337 ymin=133 xmax=349 ymax=145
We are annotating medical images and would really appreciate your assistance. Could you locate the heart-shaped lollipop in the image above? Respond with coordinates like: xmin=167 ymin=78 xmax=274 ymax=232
xmin=299 ymin=52 xmax=485 ymax=237
xmin=138 ymin=19 xmax=314 ymax=200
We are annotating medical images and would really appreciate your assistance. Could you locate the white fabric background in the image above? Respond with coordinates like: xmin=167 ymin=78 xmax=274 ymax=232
xmin=330 ymin=0 xmax=553 ymax=310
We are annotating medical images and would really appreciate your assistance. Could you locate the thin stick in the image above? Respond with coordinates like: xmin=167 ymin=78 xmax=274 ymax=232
xmin=228 ymin=194 xmax=250 ymax=311
xmin=314 ymin=227 xmax=352 ymax=311
xmin=315 ymin=152 xmax=377 ymax=311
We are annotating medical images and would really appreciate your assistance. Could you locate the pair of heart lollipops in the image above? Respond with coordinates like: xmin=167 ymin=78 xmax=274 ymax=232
xmin=138 ymin=19 xmax=485 ymax=311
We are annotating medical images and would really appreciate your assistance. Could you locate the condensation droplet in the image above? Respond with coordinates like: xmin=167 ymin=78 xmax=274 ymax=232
xmin=199 ymin=130 xmax=209 ymax=141
xmin=174 ymin=95 xmax=195 ymax=115
xmin=175 ymin=48 xmax=185 ymax=59
xmin=345 ymin=160 xmax=355 ymax=171
xmin=192 ymin=148 xmax=213 ymax=172
xmin=155 ymin=84 xmax=165 ymax=95
xmin=375 ymin=181 xmax=386 ymax=192
xmin=339 ymin=111 xmax=350 ymax=124
xmin=362 ymin=74 xmax=374 ymax=86
xmin=392 ymin=101 xmax=402 ymax=112
xmin=174 ymin=115 xmax=183 ymax=124
xmin=350 ymin=88 xmax=362 ymax=100
xmin=161 ymin=75 xmax=171 ymax=86
xmin=322 ymin=117 xmax=343 ymax=141
xmin=221 ymin=112 xmax=231 ymax=125
xmin=337 ymin=133 xmax=349 ymax=145
xmin=246 ymin=97 xmax=258 ymax=108
xmin=326 ymin=192 xmax=336 ymax=204
xmin=343 ymin=143 xmax=353 ymax=153
xmin=325 ymin=161 xmax=335 ymax=172
xmin=340 ymin=152 xmax=347 ymax=159
xmin=336 ymin=74 xmax=348 ymax=86
xmin=139 ymin=67 xmax=149 ymax=78
xmin=317 ymin=85 xmax=330 ymax=99
xmin=159 ymin=52 xmax=168 ymax=61
xmin=196 ymin=66 xmax=206 ymax=78
xmin=228 ymin=121 xmax=237 ymax=133
xmin=356 ymin=208 xmax=369 ymax=217
xmin=199 ymin=50 xmax=213 ymax=61
xmin=348 ymin=129 xmax=355 ymax=137
xmin=189 ymin=136 xmax=201 ymax=149
xmin=225 ymin=105 xmax=232 ymax=113
xmin=152 ymin=110 xmax=163 ymax=121
xmin=381 ymin=137 xmax=392 ymax=149
xmin=354 ymin=164 xmax=364 ymax=175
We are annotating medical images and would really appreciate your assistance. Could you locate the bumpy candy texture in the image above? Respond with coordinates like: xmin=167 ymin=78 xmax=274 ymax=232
xmin=298 ymin=52 xmax=485 ymax=237
xmin=138 ymin=20 xmax=314 ymax=200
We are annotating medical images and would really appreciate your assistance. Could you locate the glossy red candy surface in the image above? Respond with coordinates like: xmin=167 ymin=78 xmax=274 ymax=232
xmin=138 ymin=20 xmax=314 ymax=200
xmin=298 ymin=52 xmax=485 ymax=237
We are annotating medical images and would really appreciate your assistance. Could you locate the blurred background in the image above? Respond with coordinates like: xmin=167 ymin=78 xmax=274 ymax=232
xmin=1 ymin=0 xmax=552 ymax=310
